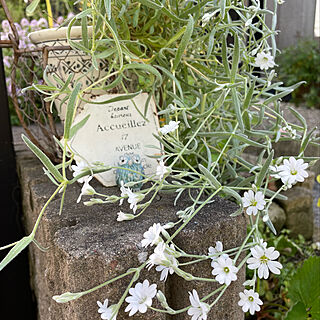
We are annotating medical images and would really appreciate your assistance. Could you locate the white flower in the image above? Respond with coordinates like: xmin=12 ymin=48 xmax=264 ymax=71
xmin=119 ymin=181 xmax=127 ymax=205
xmin=126 ymin=188 xmax=140 ymax=213
xmin=242 ymin=190 xmax=266 ymax=216
xmin=211 ymin=255 xmax=238 ymax=285
xmin=187 ymin=289 xmax=210 ymax=320
xmin=281 ymin=125 xmax=297 ymax=139
xmin=116 ymin=211 xmax=134 ymax=221
xmin=77 ymin=176 xmax=95 ymax=203
xmin=277 ymin=157 xmax=308 ymax=187
xmin=238 ymin=289 xmax=263 ymax=315
xmin=247 ymin=245 xmax=282 ymax=279
xmin=156 ymin=160 xmax=170 ymax=180
xmin=97 ymin=299 xmax=118 ymax=320
xmin=125 ymin=280 xmax=157 ymax=316
xmin=147 ymin=243 xmax=179 ymax=281
xmin=141 ymin=223 xmax=164 ymax=247
xmin=71 ymin=160 xmax=89 ymax=183
xmin=208 ymin=241 xmax=226 ymax=259
xmin=159 ymin=120 xmax=180 ymax=135
xmin=277 ymin=0 xmax=285 ymax=4
xmin=255 ymin=52 xmax=275 ymax=70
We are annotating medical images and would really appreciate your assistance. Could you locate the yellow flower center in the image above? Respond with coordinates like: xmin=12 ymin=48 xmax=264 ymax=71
xmin=224 ymin=267 xmax=230 ymax=273
xmin=290 ymin=169 xmax=297 ymax=175
xmin=262 ymin=57 xmax=269 ymax=63
xmin=250 ymin=200 xmax=257 ymax=207
xmin=248 ymin=296 xmax=254 ymax=302
xmin=260 ymin=255 xmax=269 ymax=263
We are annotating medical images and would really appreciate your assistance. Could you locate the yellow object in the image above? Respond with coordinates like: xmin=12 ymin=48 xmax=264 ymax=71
xmin=317 ymin=174 xmax=320 ymax=184
xmin=45 ymin=0 xmax=54 ymax=28
xmin=317 ymin=198 xmax=320 ymax=208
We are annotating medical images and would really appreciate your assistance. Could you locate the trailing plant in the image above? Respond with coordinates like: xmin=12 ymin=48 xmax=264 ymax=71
xmin=1 ymin=0 xmax=320 ymax=319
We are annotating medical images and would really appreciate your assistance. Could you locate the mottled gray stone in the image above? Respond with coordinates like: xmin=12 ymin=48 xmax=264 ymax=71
xmin=15 ymin=140 xmax=246 ymax=320
xmin=277 ymin=187 xmax=314 ymax=240
xmin=295 ymin=170 xmax=316 ymax=191
xmin=268 ymin=202 xmax=286 ymax=233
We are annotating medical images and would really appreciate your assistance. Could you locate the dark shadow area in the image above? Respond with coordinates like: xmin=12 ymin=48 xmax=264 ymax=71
xmin=0 ymin=49 xmax=37 ymax=318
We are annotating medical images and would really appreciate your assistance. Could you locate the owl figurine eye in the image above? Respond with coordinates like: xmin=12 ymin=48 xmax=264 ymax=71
xmin=118 ymin=155 xmax=127 ymax=165
xmin=133 ymin=155 xmax=141 ymax=164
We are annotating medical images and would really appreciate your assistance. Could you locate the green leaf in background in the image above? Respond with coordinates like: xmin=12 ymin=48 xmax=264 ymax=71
xmin=285 ymin=302 xmax=308 ymax=320
xmin=26 ymin=0 xmax=40 ymax=16
xmin=287 ymin=256 xmax=320 ymax=318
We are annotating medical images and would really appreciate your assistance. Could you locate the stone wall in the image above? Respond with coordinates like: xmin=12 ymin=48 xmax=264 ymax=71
xmin=14 ymin=135 xmax=246 ymax=320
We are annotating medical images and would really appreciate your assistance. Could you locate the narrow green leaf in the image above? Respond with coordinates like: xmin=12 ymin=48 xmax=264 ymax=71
xmin=199 ymin=164 xmax=221 ymax=189
xmin=96 ymin=11 xmax=123 ymax=69
xmin=230 ymin=33 xmax=239 ymax=83
xmin=156 ymin=66 xmax=183 ymax=98
xmin=206 ymin=28 xmax=216 ymax=59
xmin=138 ymin=0 xmax=163 ymax=10
xmin=26 ymin=0 xmax=40 ymax=16
xmin=53 ymin=292 xmax=85 ymax=303
xmin=299 ymin=127 xmax=317 ymax=154
xmin=265 ymin=218 xmax=277 ymax=235
xmin=222 ymin=36 xmax=230 ymax=76
xmin=70 ymin=115 xmax=90 ymax=139
xmin=172 ymin=15 xmax=194 ymax=71
xmin=263 ymin=89 xmax=294 ymax=105
xmin=0 ymin=236 xmax=33 ymax=271
xmin=60 ymin=73 xmax=73 ymax=92
xmin=104 ymin=0 xmax=112 ymax=20
xmin=256 ymin=150 xmax=274 ymax=188
xmin=64 ymin=83 xmax=82 ymax=140
xmin=231 ymin=88 xmax=244 ymax=132
xmin=81 ymin=0 xmax=89 ymax=48
xmin=124 ymin=63 xmax=162 ymax=84
xmin=289 ymin=107 xmax=307 ymax=129
xmin=220 ymin=0 xmax=226 ymax=19
xmin=81 ymin=91 xmax=142 ymax=105
xmin=22 ymin=135 xmax=64 ymax=182
xmin=165 ymin=26 xmax=187 ymax=48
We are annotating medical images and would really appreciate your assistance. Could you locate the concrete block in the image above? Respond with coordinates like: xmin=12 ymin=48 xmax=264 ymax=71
xmin=15 ymin=146 xmax=246 ymax=320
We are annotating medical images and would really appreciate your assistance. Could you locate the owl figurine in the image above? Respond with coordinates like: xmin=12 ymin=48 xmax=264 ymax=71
xmin=115 ymin=153 xmax=145 ymax=191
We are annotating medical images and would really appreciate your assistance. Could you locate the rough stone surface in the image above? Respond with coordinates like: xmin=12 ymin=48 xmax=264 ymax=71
xmin=295 ymin=170 xmax=316 ymax=191
xmin=14 ymin=136 xmax=246 ymax=320
xmin=268 ymin=202 xmax=286 ymax=233
xmin=277 ymin=187 xmax=314 ymax=240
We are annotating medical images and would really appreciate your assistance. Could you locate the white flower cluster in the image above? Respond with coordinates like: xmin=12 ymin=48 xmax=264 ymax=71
xmin=271 ymin=156 xmax=308 ymax=189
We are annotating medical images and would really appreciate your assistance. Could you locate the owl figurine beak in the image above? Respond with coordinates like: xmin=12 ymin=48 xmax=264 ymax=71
xmin=128 ymin=160 xmax=133 ymax=166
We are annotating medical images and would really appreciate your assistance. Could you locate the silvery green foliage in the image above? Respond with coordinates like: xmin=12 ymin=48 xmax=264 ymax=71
xmin=1 ymin=0 xmax=319 ymax=319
